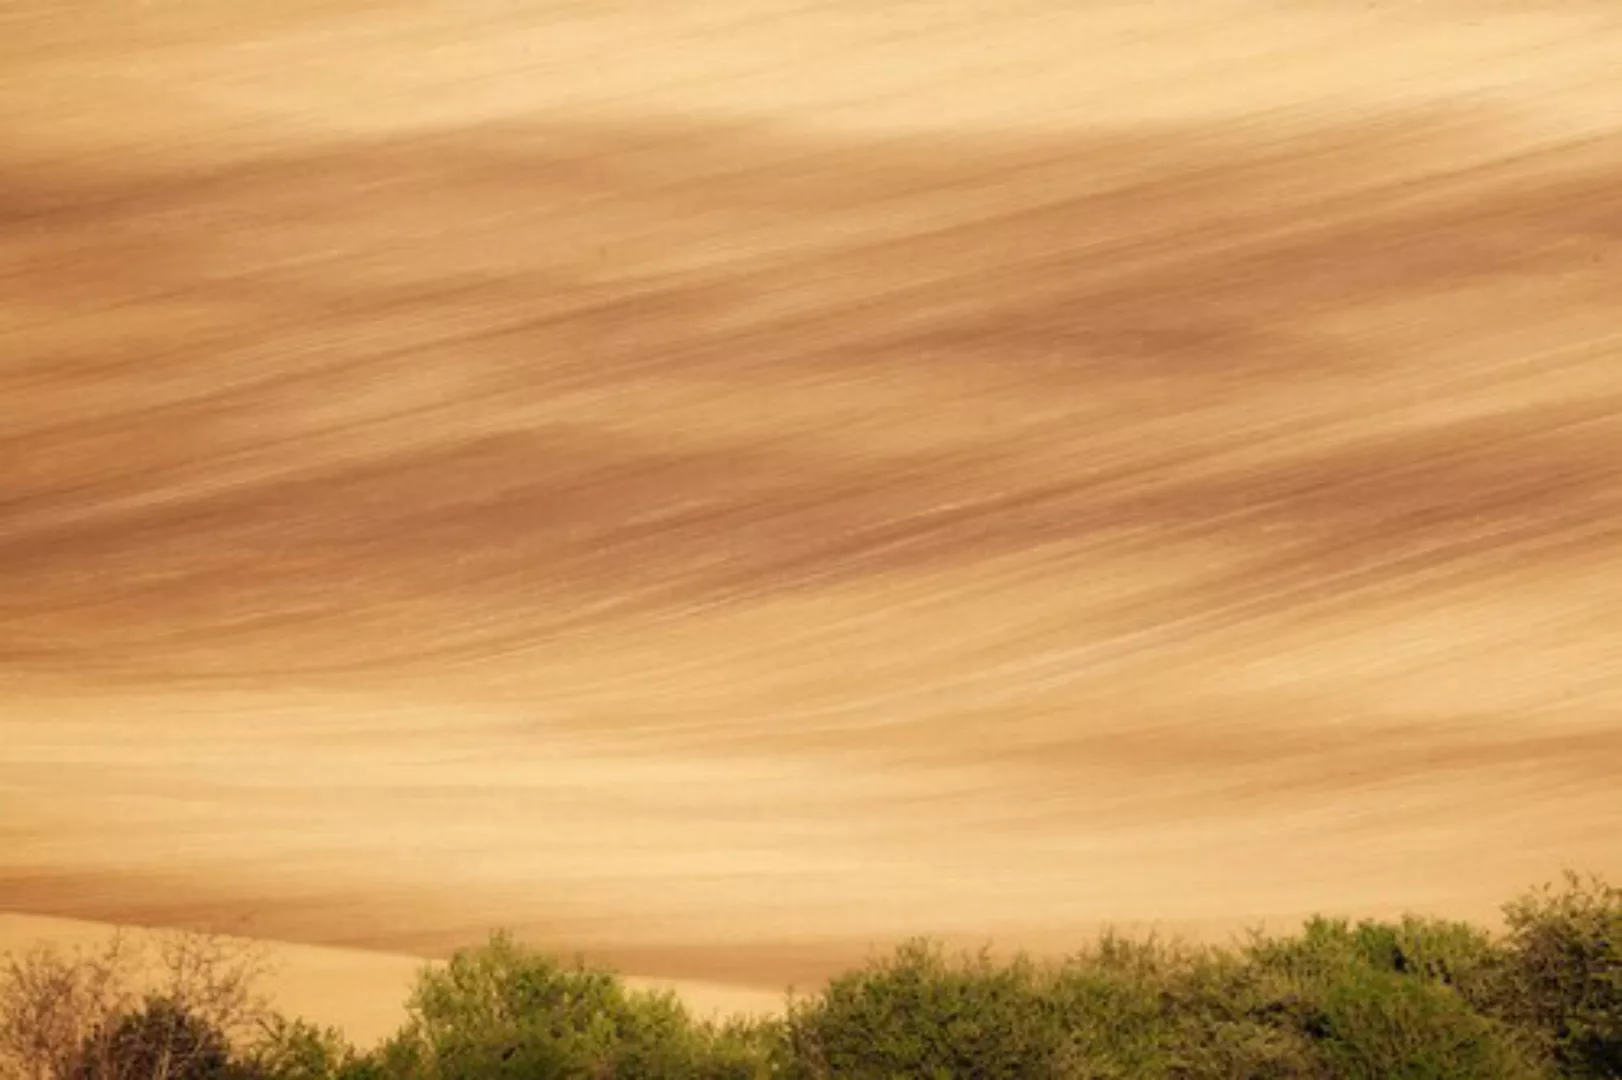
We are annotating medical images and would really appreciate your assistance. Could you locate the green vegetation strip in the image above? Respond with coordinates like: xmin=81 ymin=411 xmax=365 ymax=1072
xmin=3 ymin=874 xmax=1617 ymax=1079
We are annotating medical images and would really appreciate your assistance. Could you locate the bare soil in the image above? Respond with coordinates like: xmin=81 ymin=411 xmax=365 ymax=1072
xmin=3 ymin=0 xmax=1621 ymax=1043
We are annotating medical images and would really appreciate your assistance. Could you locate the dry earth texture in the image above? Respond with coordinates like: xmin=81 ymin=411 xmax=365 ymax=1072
xmin=3 ymin=0 xmax=1622 ymax=1044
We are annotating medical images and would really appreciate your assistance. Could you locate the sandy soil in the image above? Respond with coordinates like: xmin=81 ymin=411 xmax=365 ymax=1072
xmin=3 ymin=0 xmax=1622 ymax=1043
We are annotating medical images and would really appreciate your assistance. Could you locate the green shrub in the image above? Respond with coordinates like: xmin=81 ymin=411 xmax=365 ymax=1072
xmin=1241 ymin=916 xmax=1549 ymax=1079
xmin=1045 ymin=947 xmax=1318 ymax=1079
xmin=782 ymin=936 xmax=1323 ymax=1080
xmin=1493 ymin=873 xmax=1622 ymax=1079
xmin=239 ymin=1016 xmax=379 ymax=1080
xmin=783 ymin=939 xmax=1074 ymax=1079
xmin=374 ymin=932 xmax=773 ymax=1079
xmin=1300 ymin=966 xmax=1545 ymax=1080
xmin=777 ymin=925 xmax=1557 ymax=1080
xmin=1246 ymin=915 xmax=1498 ymax=992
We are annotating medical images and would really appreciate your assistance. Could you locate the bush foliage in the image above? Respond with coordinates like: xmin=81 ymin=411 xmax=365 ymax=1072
xmin=2 ymin=875 xmax=1616 ymax=1079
